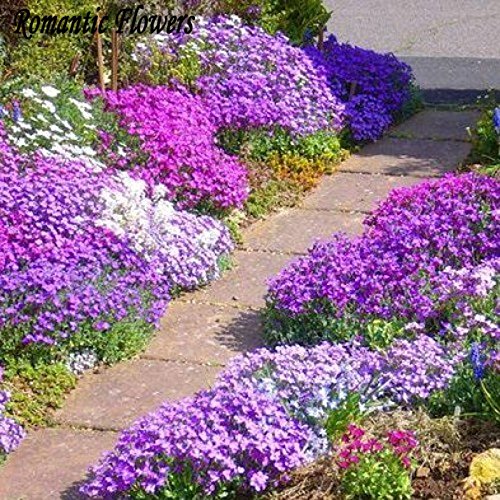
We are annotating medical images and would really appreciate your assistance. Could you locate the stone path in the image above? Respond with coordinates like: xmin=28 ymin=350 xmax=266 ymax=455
xmin=0 ymin=109 xmax=479 ymax=499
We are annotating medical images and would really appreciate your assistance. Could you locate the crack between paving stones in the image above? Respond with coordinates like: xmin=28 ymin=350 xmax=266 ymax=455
xmin=139 ymin=354 xmax=225 ymax=369
xmin=387 ymin=134 xmax=471 ymax=143
xmin=176 ymin=297 xmax=262 ymax=312
xmin=337 ymin=168 xmax=443 ymax=179
xmin=299 ymin=206 xmax=371 ymax=215
xmin=46 ymin=422 xmax=122 ymax=434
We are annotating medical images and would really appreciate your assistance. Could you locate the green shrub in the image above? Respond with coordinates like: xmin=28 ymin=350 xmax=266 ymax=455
xmin=341 ymin=448 xmax=413 ymax=500
xmin=471 ymin=96 xmax=500 ymax=166
xmin=208 ymin=0 xmax=331 ymax=45
xmin=4 ymin=0 xmax=100 ymax=82
xmin=3 ymin=361 xmax=76 ymax=427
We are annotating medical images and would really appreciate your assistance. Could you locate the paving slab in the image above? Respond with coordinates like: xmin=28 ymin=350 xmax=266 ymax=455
xmin=389 ymin=110 xmax=480 ymax=141
xmin=243 ymin=209 xmax=364 ymax=254
xmin=187 ymin=250 xmax=294 ymax=309
xmin=302 ymin=172 xmax=423 ymax=212
xmin=0 ymin=428 xmax=117 ymax=500
xmin=144 ymin=302 xmax=264 ymax=365
xmin=55 ymin=359 xmax=218 ymax=430
xmin=339 ymin=138 xmax=471 ymax=177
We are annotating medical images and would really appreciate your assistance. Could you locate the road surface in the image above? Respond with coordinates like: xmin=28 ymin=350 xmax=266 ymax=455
xmin=323 ymin=0 xmax=500 ymax=104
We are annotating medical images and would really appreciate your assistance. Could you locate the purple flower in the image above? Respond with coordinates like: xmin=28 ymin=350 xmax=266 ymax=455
xmin=266 ymin=174 xmax=499 ymax=341
xmin=470 ymin=342 xmax=486 ymax=380
xmin=493 ymin=107 xmax=500 ymax=135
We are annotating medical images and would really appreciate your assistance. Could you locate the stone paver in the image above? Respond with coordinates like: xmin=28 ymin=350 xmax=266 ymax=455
xmin=144 ymin=302 xmax=264 ymax=365
xmin=0 ymin=428 xmax=117 ymax=500
xmin=389 ymin=110 xmax=480 ymax=141
xmin=188 ymin=250 xmax=293 ymax=309
xmin=340 ymin=138 xmax=471 ymax=177
xmin=55 ymin=359 xmax=218 ymax=430
xmin=302 ymin=172 xmax=423 ymax=212
xmin=243 ymin=209 xmax=364 ymax=254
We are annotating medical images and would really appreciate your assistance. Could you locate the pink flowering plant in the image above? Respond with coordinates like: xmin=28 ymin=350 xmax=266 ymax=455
xmin=91 ymin=84 xmax=249 ymax=213
xmin=335 ymin=424 xmax=417 ymax=499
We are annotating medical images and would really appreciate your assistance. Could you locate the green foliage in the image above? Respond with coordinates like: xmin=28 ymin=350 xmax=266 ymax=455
xmin=364 ymin=319 xmax=403 ymax=349
xmin=264 ymin=301 xmax=391 ymax=347
xmin=471 ymin=94 xmax=500 ymax=166
xmin=65 ymin=318 xmax=154 ymax=365
xmin=340 ymin=448 xmax=413 ymax=500
xmin=4 ymin=0 xmax=101 ymax=82
xmin=208 ymin=0 xmax=331 ymax=45
xmin=219 ymin=127 xmax=345 ymax=164
xmin=428 ymin=367 xmax=500 ymax=423
xmin=3 ymin=361 xmax=76 ymax=427
xmin=219 ymin=127 xmax=346 ymax=221
xmin=130 ymin=459 xmax=238 ymax=499
xmin=131 ymin=41 xmax=203 ymax=87
xmin=325 ymin=393 xmax=364 ymax=443
xmin=259 ymin=0 xmax=331 ymax=45
xmin=395 ymin=82 xmax=424 ymax=123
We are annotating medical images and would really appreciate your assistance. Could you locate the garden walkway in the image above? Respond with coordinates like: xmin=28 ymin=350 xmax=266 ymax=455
xmin=0 ymin=109 xmax=479 ymax=499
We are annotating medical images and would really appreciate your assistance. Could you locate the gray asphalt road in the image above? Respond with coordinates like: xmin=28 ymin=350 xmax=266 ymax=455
xmin=323 ymin=0 xmax=500 ymax=104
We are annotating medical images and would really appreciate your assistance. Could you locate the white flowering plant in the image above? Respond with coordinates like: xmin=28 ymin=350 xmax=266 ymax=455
xmin=0 ymin=80 xmax=125 ymax=169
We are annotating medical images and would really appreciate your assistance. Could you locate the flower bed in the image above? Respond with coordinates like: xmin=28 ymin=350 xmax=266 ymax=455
xmin=0 ymin=86 xmax=234 ymax=437
xmin=133 ymin=16 xmax=345 ymax=137
xmin=265 ymin=174 xmax=499 ymax=346
xmin=96 ymin=84 xmax=249 ymax=212
xmin=81 ymin=335 xmax=463 ymax=498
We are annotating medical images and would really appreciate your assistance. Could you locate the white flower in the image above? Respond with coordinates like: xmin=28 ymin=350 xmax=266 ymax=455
xmin=34 ymin=113 xmax=49 ymax=123
xmin=81 ymin=146 xmax=97 ymax=157
xmin=41 ymin=85 xmax=60 ymax=98
xmin=49 ymin=124 xmax=63 ymax=134
xmin=21 ymin=88 xmax=37 ymax=98
xmin=41 ymin=101 xmax=56 ymax=114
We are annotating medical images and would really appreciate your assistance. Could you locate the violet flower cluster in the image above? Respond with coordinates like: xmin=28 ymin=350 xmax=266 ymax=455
xmin=97 ymin=84 xmax=249 ymax=211
xmin=82 ymin=334 xmax=460 ymax=497
xmin=218 ymin=335 xmax=462 ymax=423
xmin=81 ymin=386 xmax=314 ymax=497
xmin=305 ymin=35 xmax=413 ymax=141
xmin=267 ymin=174 xmax=499 ymax=338
xmin=134 ymin=16 xmax=345 ymax=136
xmin=0 ymin=119 xmax=233 ymax=352
xmin=0 ymin=367 xmax=25 ymax=457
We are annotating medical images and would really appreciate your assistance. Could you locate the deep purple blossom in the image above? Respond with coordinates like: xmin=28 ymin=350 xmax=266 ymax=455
xmin=305 ymin=34 xmax=413 ymax=141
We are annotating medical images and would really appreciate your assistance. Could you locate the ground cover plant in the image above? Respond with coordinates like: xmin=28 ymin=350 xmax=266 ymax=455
xmin=304 ymin=35 xmax=417 ymax=141
xmin=265 ymin=173 xmax=499 ymax=346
